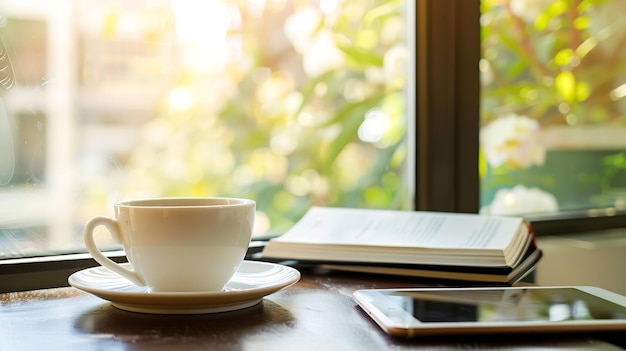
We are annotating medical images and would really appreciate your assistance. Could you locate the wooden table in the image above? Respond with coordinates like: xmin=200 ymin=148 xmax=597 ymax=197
xmin=1 ymin=266 xmax=625 ymax=350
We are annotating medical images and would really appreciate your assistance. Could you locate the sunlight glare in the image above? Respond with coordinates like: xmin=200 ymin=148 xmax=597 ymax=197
xmin=172 ymin=0 xmax=231 ymax=71
xmin=358 ymin=109 xmax=390 ymax=143
xmin=167 ymin=87 xmax=195 ymax=110
xmin=320 ymin=0 xmax=339 ymax=15
xmin=172 ymin=0 xmax=229 ymax=42
xmin=247 ymin=0 xmax=266 ymax=17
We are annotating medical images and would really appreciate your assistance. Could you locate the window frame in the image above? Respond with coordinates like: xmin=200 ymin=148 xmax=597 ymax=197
xmin=413 ymin=0 xmax=480 ymax=214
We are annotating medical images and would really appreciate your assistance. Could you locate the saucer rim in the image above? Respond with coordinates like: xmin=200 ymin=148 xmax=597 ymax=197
xmin=68 ymin=260 xmax=300 ymax=312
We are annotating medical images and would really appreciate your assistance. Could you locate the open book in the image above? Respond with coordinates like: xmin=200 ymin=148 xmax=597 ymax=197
xmin=261 ymin=207 xmax=541 ymax=284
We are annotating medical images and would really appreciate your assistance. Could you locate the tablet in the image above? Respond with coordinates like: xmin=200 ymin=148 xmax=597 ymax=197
xmin=353 ymin=286 xmax=626 ymax=338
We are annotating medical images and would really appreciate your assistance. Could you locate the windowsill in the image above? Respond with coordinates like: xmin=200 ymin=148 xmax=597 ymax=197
xmin=541 ymin=124 xmax=626 ymax=150
xmin=0 ymin=250 xmax=127 ymax=294
xmin=536 ymin=227 xmax=626 ymax=295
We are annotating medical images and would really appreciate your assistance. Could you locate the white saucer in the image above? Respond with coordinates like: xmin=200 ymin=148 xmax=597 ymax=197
xmin=68 ymin=260 xmax=300 ymax=314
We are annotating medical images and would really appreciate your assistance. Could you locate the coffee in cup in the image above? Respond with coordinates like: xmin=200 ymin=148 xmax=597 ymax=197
xmin=83 ymin=197 xmax=255 ymax=292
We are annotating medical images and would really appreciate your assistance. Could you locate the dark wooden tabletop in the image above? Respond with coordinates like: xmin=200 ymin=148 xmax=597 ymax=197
xmin=1 ymin=265 xmax=625 ymax=351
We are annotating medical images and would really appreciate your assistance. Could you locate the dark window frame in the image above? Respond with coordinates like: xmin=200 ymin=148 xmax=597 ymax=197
xmin=414 ymin=0 xmax=479 ymax=213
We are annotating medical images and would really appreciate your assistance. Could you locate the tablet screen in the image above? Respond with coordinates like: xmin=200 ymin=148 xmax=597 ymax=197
xmin=377 ymin=288 xmax=626 ymax=323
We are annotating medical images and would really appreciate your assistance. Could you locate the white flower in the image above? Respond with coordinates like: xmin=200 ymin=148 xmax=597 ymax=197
xmin=480 ymin=185 xmax=559 ymax=215
xmin=480 ymin=114 xmax=545 ymax=169
xmin=509 ymin=0 xmax=552 ymax=23
xmin=302 ymin=29 xmax=345 ymax=77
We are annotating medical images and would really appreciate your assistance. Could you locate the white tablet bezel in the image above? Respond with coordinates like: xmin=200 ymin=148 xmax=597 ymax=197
xmin=353 ymin=286 xmax=626 ymax=338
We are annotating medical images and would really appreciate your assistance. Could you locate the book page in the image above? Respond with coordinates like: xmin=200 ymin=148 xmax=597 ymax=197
xmin=276 ymin=207 xmax=524 ymax=250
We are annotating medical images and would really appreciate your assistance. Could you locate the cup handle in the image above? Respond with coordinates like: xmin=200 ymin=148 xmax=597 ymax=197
xmin=83 ymin=216 xmax=146 ymax=287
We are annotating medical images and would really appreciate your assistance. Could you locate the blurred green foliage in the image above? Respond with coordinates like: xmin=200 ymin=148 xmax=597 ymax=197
xmin=124 ymin=0 xmax=410 ymax=235
xmin=480 ymin=0 xmax=626 ymax=212
xmin=481 ymin=0 xmax=626 ymax=126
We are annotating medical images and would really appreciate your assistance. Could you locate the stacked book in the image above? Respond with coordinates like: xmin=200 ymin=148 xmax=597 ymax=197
xmin=261 ymin=207 xmax=541 ymax=284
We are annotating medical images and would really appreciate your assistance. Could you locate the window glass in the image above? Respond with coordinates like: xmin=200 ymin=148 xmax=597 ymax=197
xmin=480 ymin=0 xmax=626 ymax=216
xmin=0 ymin=0 xmax=410 ymax=259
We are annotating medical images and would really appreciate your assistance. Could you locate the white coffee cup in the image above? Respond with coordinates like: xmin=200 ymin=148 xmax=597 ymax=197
xmin=84 ymin=197 xmax=255 ymax=292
